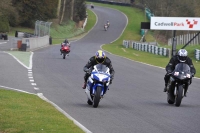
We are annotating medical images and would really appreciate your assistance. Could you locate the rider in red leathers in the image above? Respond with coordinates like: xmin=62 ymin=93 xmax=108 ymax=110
xmin=60 ymin=39 xmax=70 ymax=55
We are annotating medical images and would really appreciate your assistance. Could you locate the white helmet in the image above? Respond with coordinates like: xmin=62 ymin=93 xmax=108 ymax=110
xmin=177 ymin=49 xmax=188 ymax=62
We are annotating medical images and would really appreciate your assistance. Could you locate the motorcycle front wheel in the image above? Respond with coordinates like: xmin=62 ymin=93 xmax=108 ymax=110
xmin=93 ymin=86 xmax=101 ymax=108
xmin=175 ymin=85 xmax=183 ymax=107
xmin=63 ymin=53 xmax=66 ymax=59
xmin=167 ymin=94 xmax=174 ymax=104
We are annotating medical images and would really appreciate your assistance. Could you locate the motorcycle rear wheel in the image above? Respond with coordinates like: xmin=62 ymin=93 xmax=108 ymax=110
xmin=175 ymin=85 xmax=183 ymax=107
xmin=93 ymin=86 xmax=101 ymax=108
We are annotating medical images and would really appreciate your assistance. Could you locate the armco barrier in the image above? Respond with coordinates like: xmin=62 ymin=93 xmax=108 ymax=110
xmin=123 ymin=40 xmax=169 ymax=57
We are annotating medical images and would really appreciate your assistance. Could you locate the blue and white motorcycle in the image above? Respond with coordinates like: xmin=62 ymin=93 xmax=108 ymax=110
xmin=85 ymin=64 xmax=111 ymax=108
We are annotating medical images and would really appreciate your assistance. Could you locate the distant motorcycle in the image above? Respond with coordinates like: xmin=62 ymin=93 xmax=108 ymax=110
xmin=85 ymin=64 xmax=111 ymax=108
xmin=104 ymin=24 xmax=108 ymax=31
xmin=166 ymin=63 xmax=193 ymax=107
xmin=91 ymin=4 xmax=94 ymax=9
xmin=61 ymin=43 xmax=70 ymax=59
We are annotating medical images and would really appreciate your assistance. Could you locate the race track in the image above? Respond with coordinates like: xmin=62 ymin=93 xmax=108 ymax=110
xmin=1 ymin=5 xmax=200 ymax=133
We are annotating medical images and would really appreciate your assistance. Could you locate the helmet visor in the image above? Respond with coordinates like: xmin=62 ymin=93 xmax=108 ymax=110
xmin=179 ymin=56 xmax=187 ymax=62
xmin=96 ymin=58 xmax=105 ymax=63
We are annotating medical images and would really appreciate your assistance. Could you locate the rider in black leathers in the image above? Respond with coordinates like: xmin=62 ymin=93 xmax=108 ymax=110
xmin=82 ymin=50 xmax=115 ymax=89
xmin=163 ymin=49 xmax=196 ymax=94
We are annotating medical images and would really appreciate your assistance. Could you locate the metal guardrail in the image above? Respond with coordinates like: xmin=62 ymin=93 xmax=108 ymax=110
xmin=195 ymin=49 xmax=200 ymax=60
xmin=123 ymin=40 xmax=169 ymax=57
xmin=34 ymin=20 xmax=52 ymax=37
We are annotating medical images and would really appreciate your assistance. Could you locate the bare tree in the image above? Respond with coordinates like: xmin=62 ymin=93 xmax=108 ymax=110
xmin=70 ymin=0 xmax=74 ymax=20
xmin=60 ymin=0 xmax=67 ymax=24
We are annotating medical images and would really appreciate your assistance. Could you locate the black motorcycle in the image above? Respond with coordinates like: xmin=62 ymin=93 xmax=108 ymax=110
xmin=91 ymin=5 xmax=94 ymax=9
xmin=166 ymin=63 xmax=192 ymax=107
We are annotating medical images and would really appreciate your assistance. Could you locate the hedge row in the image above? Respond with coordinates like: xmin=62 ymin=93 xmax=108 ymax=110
xmin=0 ymin=16 xmax=9 ymax=32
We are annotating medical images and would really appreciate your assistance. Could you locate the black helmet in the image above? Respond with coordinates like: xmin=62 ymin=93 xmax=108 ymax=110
xmin=64 ymin=39 xmax=68 ymax=43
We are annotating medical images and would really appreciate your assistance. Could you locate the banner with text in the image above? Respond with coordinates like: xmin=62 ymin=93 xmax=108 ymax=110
xmin=151 ymin=17 xmax=200 ymax=30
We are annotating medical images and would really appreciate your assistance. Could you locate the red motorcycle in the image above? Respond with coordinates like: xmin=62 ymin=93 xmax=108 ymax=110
xmin=61 ymin=43 xmax=70 ymax=59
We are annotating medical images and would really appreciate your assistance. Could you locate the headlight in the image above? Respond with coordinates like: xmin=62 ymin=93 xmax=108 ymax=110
xmin=102 ymin=80 xmax=108 ymax=83
xmin=174 ymin=72 xmax=179 ymax=76
xmin=186 ymin=74 xmax=191 ymax=78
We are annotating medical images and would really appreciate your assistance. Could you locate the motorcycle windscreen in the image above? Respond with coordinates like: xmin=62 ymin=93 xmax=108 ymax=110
xmin=95 ymin=64 xmax=108 ymax=73
xmin=173 ymin=63 xmax=191 ymax=79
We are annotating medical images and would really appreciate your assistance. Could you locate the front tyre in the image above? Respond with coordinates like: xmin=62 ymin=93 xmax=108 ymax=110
xmin=175 ymin=85 xmax=183 ymax=107
xmin=63 ymin=53 xmax=66 ymax=59
xmin=167 ymin=86 xmax=175 ymax=104
xmin=167 ymin=94 xmax=174 ymax=104
xmin=93 ymin=86 xmax=101 ymax=108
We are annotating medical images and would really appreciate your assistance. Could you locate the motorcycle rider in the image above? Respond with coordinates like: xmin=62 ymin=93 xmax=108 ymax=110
xmin=60 ymin=39 xmax=70 ymax=55
xmin=163 ymin=49 xmax=196 ymax=95
xmin=91 ymin=3 xmax=94 ymax=8
xmin=104 ymin=24 xmax=108 ymax=30
xmin=82 ymin=50 xmax=115 ymax=89
xmin=107 ymin=20 xmax=110 ymax=27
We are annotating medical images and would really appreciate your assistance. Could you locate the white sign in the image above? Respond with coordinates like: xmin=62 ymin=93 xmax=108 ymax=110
xmin=151 ymin=17 xmax=200 ymax=30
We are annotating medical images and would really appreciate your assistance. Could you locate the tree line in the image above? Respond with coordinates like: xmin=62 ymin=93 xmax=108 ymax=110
xmin=0 ymin=0 xmax=86 ymax=32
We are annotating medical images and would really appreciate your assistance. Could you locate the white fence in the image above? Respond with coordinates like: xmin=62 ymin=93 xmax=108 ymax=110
xmin=168 ymin=33 xmax=200 ymax=45
xmin=22 ymin=35 xmax=49 ymax=51
xmin=195 ymin=49 xmax=200 ymax=60
xmin=11 ymin=35 xmax=50 ymax=51
xmin=123 ymin=40 xmax=169 ymax=57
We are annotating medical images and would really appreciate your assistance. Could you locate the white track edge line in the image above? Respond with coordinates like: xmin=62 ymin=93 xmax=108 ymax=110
xmin=37 ymin=93 xmax=92 ymax=133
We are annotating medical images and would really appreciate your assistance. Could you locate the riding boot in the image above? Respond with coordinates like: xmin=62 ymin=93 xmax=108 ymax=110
xmin=82 ymin=82 xmax=86 ymax=89
xmin=184 ymin=85 xmax=189 ymax=97
xmin=163 ymin=84 xmax=167 ymax=92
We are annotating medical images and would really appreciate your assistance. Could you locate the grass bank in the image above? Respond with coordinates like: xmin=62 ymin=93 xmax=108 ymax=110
xmin=7 ymin=9 xmax=96 ymax=45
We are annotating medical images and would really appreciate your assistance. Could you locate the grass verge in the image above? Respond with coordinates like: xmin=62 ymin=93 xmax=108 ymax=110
xmin=0 ymin=89 xmax=84 ymax=133
xmin=6 ymin=51 xmax=31 ymax=68
xmin=51 ymin=9 xmax=96 ymax=44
